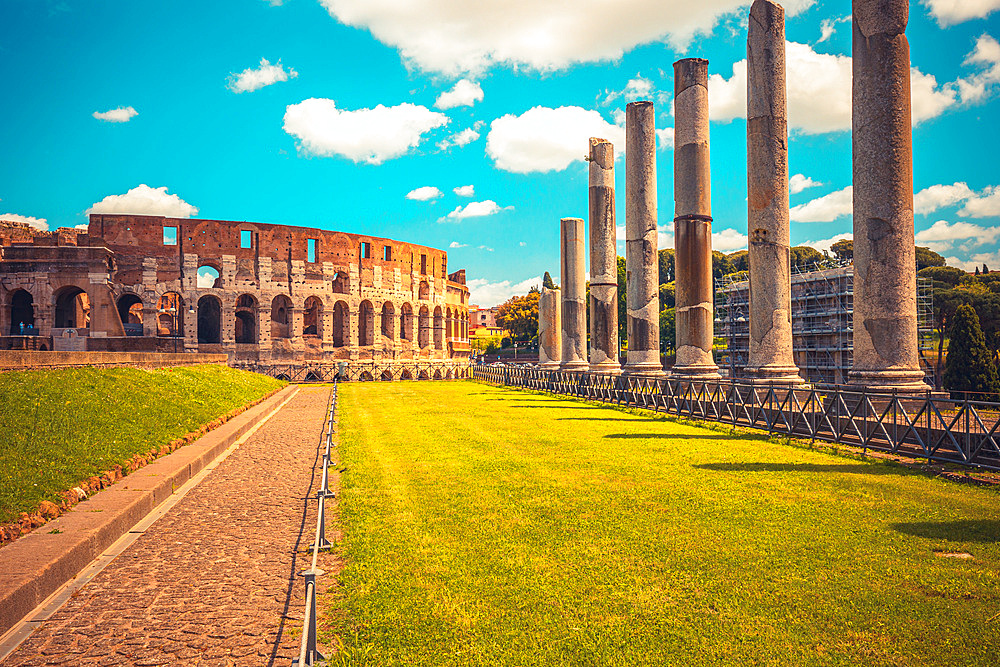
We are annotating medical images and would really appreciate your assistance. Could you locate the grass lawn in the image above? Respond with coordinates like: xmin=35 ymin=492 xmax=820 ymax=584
xmin=0 ymin=364 xmax=283 ymax=523
xmin=325 ymin=381 xmax=1000 ymax=666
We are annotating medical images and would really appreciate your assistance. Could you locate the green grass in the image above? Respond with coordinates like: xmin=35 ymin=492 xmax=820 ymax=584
xmin=324 ymin=381 xmax=1000 ymax=666
xmin=0 ymin=364 xmax=283 ymax=523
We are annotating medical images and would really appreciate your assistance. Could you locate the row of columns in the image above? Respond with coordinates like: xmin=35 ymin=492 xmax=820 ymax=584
xmin=540 ymin=0 xmax=926 ymax=392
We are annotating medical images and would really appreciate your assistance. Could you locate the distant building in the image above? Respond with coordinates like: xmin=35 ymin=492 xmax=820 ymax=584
xmin=715 ymin=262 xmax=935 ymax=385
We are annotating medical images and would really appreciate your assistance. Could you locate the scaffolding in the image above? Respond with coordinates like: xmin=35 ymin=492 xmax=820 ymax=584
xmin=714 ymin=260 xmax=935 ymax=386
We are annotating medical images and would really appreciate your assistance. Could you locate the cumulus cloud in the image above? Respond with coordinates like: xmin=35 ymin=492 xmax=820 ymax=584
xmin=946 ymin=250 xmax=1000 ymax=272
xmin=656 ymin=127 xmax=675 ymax=150
xmin=434 ymin=79 xmax=484 ymax=109
xmin=227 ymin=58 xmax=298 ymax=93
xmin=817 ymin=16 xmax=850 ymax=44
xmin=915 ymin=218 xmax=1000 ymax=252
xmin=467 ymin=275 xmax=542 ymax=307
xmin=406 ymin=186 xmax=443 ymax=201
xmin=449 ymin=241 xmax=468 ymax=248
xmin=93 ymin=106 xmax=138 ymax=123
xmin=442 ymin=200 xmax=508 ymax=221
xmin=914 ymin=182 xmax=975 ymax=215
xmin=955 ymin=33 xmax=1000 ymax=104
xmin=317 ymin=0 xmax=798 ymax=76
xmin=923 ymin=0 xmax=1000 ymax=26
xmin=437 ymin=126 xmax=481 ymax=150
xmin=0 ymin=212 xmax=48 ymax=231
xmin=454 ymin=184 xmax=474 ymax=197
xmin=789 ymin=173 xmax=822 ymax=195
xmin=486 ymin=106 xmax=624 ymax=173
xmin=602 ymin=75 xmax=659 ymax=105
xmin=790 ymin=186 xmax=853 ymax=222
xmin=86 ymin=184 xmax=198 ymax=218
xmin=709 ymin=42 xmax=956 ymax=133
xmin=713 ymin=228 xmax=749 ymax=252
xmin=283 ymin=98 xmax=448 ymax=164
xmin=959 ymin=185 xmax=1000 ymax=218
xmin=803 ymin=232 xmax=852 ymax=254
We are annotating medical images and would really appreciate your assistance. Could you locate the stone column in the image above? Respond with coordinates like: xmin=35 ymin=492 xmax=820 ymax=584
xmin=672 ymin=59 xmax=721 ymax=381
xmin=538 ymin=287 xmax=562 ymax=370
xmin=849 ymin=0 xmax=926 ymax=391
xmin=623 ymin=102 xmax=665 ymax=377
xmin=744 ymin=0 xmax=804 ymax=386
xmin=560 ymin=217 xmax=588 ymax=371
xmin=589 ymin=137 xmax=622 ymax=374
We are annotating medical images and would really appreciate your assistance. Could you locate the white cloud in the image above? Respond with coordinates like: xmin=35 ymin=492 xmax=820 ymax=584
xmin=93 ymin=106 xmax=137 ymax=123
xmin=283 ymin=98 xmax=448 ymax=164
xmin=709 ymin=42 xmax=956 ymax=134
xmin=914 ymin=182 xmax=975 ymax=215
xmin=317 ymin=0 xmax=815 ymax=76
xmin=789 ymin=173 xmax=822 ymax=195
xmin=449 ymin=241 xmax=467 ymax=248
xmin=86 ymin=184 xmax=198 ymax=218
xmin=478 ymin=245 xmax=494 ymax=252
xmin=0 ymin=212 xmax=48 ymax=231
xmin=790 ymin=186 xmax=853 ymax=222
xmin=915 ymin=218 xmax=1000 ymax=252
xmin=816 ymin=17 xmax=849 ymax=44
xmin=959 ymin=185 xmax=1000 ymax=218
xmin=486 ymin=106 xmax=624 ymax=173
xmin=955 ymin=33 xmax=1000 ymax=104
xmin=406 ymin=186 xmax=443 ymax=201
xmin=467 ymin=275 xmax=542 ymax=307
xmin=437 ymin=126 xmax=480 ymax=150
xmin=923 ymin=0 xmax=1000 ymax=26
xmin=434 ymin=79 xmax=484 ymax=109
xmin=602 ymin=75 xmax=658 ymax=105
xmin=519 ymin=241 xmax=527 ymax=247
xmin=443 ymin=200 xmax=507 ymax=221
xmin=713 ymin=228 xmax=749 ymax=252
xmin=227 ymin=58 xmax=298 ymax=93
xmin=264 ymin=0 xmax=284 ymax=5
xmin=454 ymin=184 xmax=475 ymax=197
xmin=655 ymin=127 xmax=675 ymax=150
xmin=803 ymin=232 xmax=852 ymax=254
xmin=197 ymin=266 xmax=220 ymax=289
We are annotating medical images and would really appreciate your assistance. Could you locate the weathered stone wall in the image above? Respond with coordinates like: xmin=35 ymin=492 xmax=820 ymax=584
xmin=0 ymin=351 xmax=227 ymax=372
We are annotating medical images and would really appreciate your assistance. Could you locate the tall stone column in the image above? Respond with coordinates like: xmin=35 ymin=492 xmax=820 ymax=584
xmin=560 ymin=217 xmax=589 ymax=371
xmin=589 ymin=137 xmax=622 ymax=374
xmin=673 ymin=58 xmax=721 ymax=380
xmin=850 ymin=0 xmax=926 ymax=391
xmin=538 ymin=287 xmax=562 ymax=370
xmin=623 ymin=102 xmax=665 ymax=377
xmin=744 ymin=0 xmax=804 ymax=385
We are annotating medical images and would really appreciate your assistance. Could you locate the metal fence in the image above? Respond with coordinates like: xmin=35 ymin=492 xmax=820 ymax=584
xmin=293 ymin=382 xmax=337 ymax=666
xmin=473 ymin=366 xmax=1000 ymax=471
xmin=236 ymin=361 xmax=471 ymax=383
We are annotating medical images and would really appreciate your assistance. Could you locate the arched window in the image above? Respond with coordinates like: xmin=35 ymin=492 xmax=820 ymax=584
xmin=331 ymin=271 xmax=350 ymax=294
xmin=333 ymin=301 xmax=349 ymax=347
xmin=399 ymin=303 xmax=413 ymax=341
xmin=381 ymin=302 xmax=395 ymax=340
xmin=303 ymin=296 xmax=323 ymax=337
xmin=359 ymin=300 xmax=375 ymax=346
xmin=418 ymin=306 xmax=430 ymax=349
xmin=433 ymin=306 xmax=444 ymax=350
xmin=418 ymin=281 xmax=430 ymax=300
xmin=197 ymin=265 xmax=221 ymax=289
xmin=197 ymin=295 xmax=222 ymax=344
xmin=235 ymin=294 xmax=257 ymax=344
xmin=117 ymin=294 xmax=144 ymax=336
xmin=54 ymin=287 xmax=89 ymax=329
xmin=9 ymin=290 xmax=35 ymax=335
xmin=271 ymin=294 xmax=293 ymax=339
xmin=157 ymin=293 xmax=184 ymax=337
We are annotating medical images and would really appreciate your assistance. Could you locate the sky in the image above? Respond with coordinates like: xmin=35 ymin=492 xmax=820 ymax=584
xmin=1 ymin=0 xmax=999 ymax=306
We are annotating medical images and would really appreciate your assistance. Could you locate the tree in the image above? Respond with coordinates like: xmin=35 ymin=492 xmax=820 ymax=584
xmin=943 ymin=304 xmax=1000 ymax=401
xmin=917 ymin=265 xmax=966 ymax=287
xmin=659 ymin=307 xmax=676 ymax=354
xmin=618 ymin=255 xmax=628 ymax=345
xmin=914 ymin=246 xmax=946 ymax=271
xmin=658 ymin=248 xmax=675 ymax=284
xmin=830 ymin=239 xmax=853 ymax=262
xmin=727 ymin=250 xmax=749 ymax=273
xmin=659 ymin=282 xmax=675 ymax=310
xmin=712 ymin=251 xmax=735 ymax=280
xmin=495 ymin=290 xmax=541 ymax=341
xmin=542 ymin=271 xmax=556 ymax=290
xmin=790 ymin=245 xmax=824 ymax=270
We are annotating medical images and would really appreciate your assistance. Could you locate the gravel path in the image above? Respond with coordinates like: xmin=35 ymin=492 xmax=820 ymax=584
xmin=3 ymin=386 xmax=332 ymax=666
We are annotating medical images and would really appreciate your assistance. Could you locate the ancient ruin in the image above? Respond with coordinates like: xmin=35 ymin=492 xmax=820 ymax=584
xmin=0 ymin=215 xmax=471 ymax=380
xmin=560 ymin=217 xmax=589 ymax=371
xmin=537 ymin=287 xmax=561 ymax=370
xmin=588 ymin=137 xmax=621 ymax=374
xmin=743 ymin=0 xmax=805 ymax=386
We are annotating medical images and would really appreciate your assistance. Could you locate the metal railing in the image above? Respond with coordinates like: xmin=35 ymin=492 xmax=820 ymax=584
xmin=473 ymin=366 xmax=1000 ymax=471
xmin=293 ymin=382 xmax=337 ymax=666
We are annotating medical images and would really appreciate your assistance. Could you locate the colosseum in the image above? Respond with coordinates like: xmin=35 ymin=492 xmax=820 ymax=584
xmin=0 ymin=215 xmax=472 ymax=380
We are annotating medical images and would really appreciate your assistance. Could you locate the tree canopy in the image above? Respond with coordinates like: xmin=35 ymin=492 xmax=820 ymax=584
xmin=495 ymin=290 xmax=540 ymax=341
xmin=943 ymin=303 xmax=1000 ymax=401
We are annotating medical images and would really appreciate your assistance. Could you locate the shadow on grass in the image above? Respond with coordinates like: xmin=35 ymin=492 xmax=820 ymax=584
xmin=559 ymin=417 xmax=666 ymax=421
xmin=510 ymin=404 xmax=603 ymax=409
xmin=606 ymin=433 xmax=752 ymax=440
xmin=891 ymin=520 xmax=1000 ymax=543
xmin=694 ymin=462 xmax=911 ymax=475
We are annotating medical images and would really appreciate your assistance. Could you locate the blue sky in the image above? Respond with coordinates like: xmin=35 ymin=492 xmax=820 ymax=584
xmin=2 ymin=0 xmax=999 ymax=305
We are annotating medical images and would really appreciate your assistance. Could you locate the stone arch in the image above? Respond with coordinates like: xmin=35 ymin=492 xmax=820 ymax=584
xmin=303 ymin=296 xmax=323 ymax=337
xmin=381 ymin=301 xmax=395 ymax=340
xmin=380 ymin=370 xmax=393 ymax=381
xmin=116 ymin=293 xmax=143 ymax=332
xmin=433 ymin=306 xmax=444 ymax=350
xmin=331 ymin=271 xmax=350 ymax=294
xmin=359 ymin=300 xmax=375 ymax=346
xmin=418 ymin=306 xmax=430 ymax=349
xmin=271 ymin=294 xmax=293 ymax=339
xmin=197 ymin=295 xmax=222 ymax=343
xmin=399 ymin=303 xmax=413 ymax=341
xmin=418 ymin=281 xmax=429 ymax=300
xmin=197 ymin=263 xmax=222 ymax=289
xmin=235 ymin=294 xmax=257 ymax=344
xmin=157 ymin=292 xmax=184 ymax=337
xmin=446 ymin=307 xmax=453 ymax=339
xmin=332 ymin=300 xmax=349 ymax=347
xmin=9 ymin=289 xmax=35 ymax=335
xmin=53 ymin=286 xmax=90 ymax=329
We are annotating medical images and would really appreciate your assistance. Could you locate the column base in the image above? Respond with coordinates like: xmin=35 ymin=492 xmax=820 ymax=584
xmin=846 ymin=369 xmax=930 ymax=394
xmin=741 ymin=365 xmax=807 ymax=387
xmin=670 ymin=364 xmax=721 ymax=381
xmin=559 ymin=361 xmax=590 ymax=372
xmin=589 ymin=362 xmax=622 ymax=375
xmin=538 ymin=361 xmax=561 ymax=371
xmin=622 ymin=363 xmax=666 ymax=378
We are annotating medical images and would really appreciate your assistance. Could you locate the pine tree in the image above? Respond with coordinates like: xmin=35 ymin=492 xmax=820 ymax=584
xmin=943 ymin=304 xmax=1000 ymax=401
xmin=542 ymin=271 xmax=556 ymax=290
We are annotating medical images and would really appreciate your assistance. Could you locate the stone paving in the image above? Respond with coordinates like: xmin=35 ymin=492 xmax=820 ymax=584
xmin=4 ymin=386 xmax=333 ymax=666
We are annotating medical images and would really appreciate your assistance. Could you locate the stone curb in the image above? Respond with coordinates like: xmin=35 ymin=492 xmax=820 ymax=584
xmin=0 ymin=383 xmax=300 ymax=637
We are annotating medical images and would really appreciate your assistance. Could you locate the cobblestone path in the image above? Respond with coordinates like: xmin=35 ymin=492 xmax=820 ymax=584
xmin=4 ymin=386 xmax=332 ymax=666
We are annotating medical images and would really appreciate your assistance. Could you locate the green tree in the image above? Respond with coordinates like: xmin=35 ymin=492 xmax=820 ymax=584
xmin=659 ymin=307 xmax=676 ymax=354
xmin=495 ymin=290 xmax=541 ymax=341
xmin=659 ymin=282 xmax=675 ymax=310
xmin=542 ymin=271 xmax=556 ymax=289
xmin=658 ymin=249 xmax=675 ymax=284
xmin=790 ymin=245 xmax=824 ymax=270
xmin=830 ymin=239 xmax=853 ymax=262
xmin=617 ymin=255 xmax=628 ymax=345
xmin=918 ymin=265 xmax=966 ymax=287
xmin=914 ymin=246 xmax=946 ymax=271
xmin=712 ymin=251 xmax=735 ymax=280
xmin=727 ymin=250 xmax=749 ymax=273
xmin=943 ymin=304 xmax=1000 ymax=401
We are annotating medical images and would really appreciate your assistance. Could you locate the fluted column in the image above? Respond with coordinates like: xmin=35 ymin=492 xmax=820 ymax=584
xmin=589 ymin=137 xmax=622 ymax=374
xmin=672 ymin=58 xmax=721 ymax=380
xmin=849 ymin=0 xmax=926 ymax=391
xmin=744 ymin=0 xmax=804 ymax=386
xmin=623 ymin=102 xmax=665 ymax=377
xmin=538 ymin=287 xmax=562 ymax=370
xmin=560 ymin=217 xmax=588 ymax=371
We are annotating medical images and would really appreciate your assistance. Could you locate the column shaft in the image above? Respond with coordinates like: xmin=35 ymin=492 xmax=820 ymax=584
xmin=849 ymin=0 xmax=926 ymax=391
xmin=538 ymin=287 xmax=562 ymax=370
xmin=589 ymin=137 xmax=622 ymax=374
xmin=623 ymin=102 xmax=665 ymax=376
xmin=744 ymin=0 xmax=804 ymax=385
xmin=560 ymin=217 xmax=589 ymax=371
xmin=673 ymin=58 xmax=721 ymax=380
